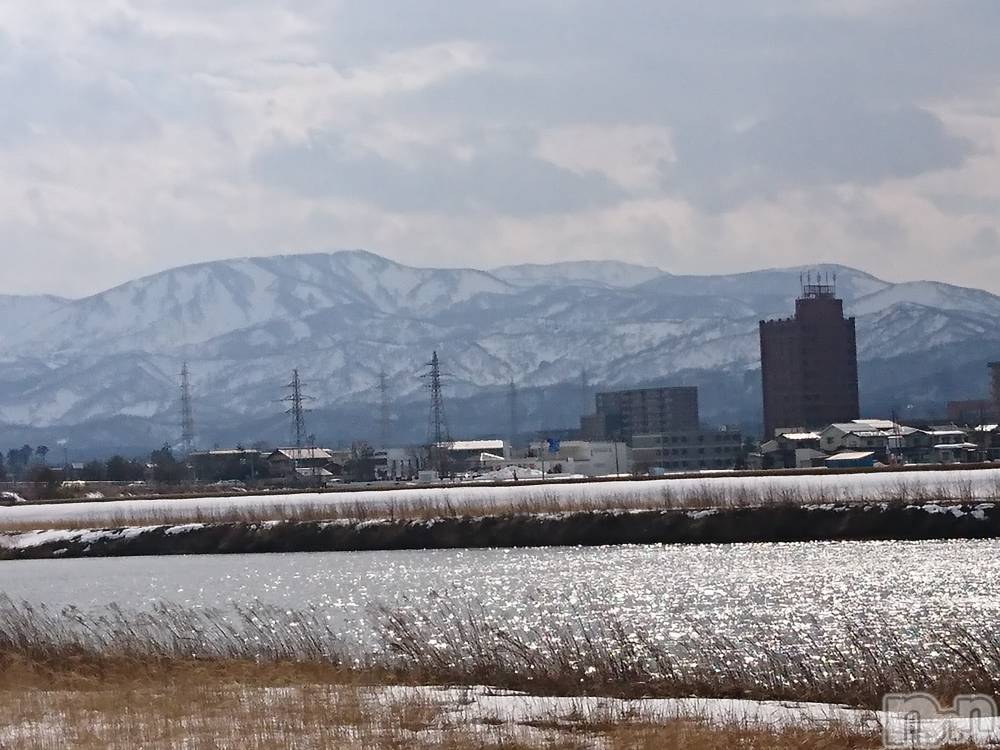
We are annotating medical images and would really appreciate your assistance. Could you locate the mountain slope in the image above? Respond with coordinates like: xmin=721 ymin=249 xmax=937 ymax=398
xmin=492 ymin=260 xmax=665 ymax=288
xmin=6 ymin=251 xmax=514 ymax=356
xmin=2 ymin=250 xmax=999 ymax=452
xmin=0 ymin=295 xmax=69 ymax=347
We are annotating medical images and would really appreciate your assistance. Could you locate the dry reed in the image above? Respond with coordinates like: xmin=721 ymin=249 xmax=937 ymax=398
xmin=1 ymin=595 xmax=998 ymax=712
xmin=0 ymin=679 xmax=899 ymax=749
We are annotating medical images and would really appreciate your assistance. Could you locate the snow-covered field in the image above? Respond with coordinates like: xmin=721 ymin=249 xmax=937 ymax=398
xmin=2 ymin=467 xmax=999 ymax=529
xmin=1 ymin=685 xmax=996 ymax=747
xmin=391 ymin=687 xmax=1000 ymax=746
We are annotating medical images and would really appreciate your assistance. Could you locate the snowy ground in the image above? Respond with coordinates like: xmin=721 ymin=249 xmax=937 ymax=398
xmin=404 ymin=687 xmax=1000 ymax=745
xmin=1 ymin=685 xmax=997 ymax=747
xmin=1 ymin=467 xmax=999 ymax=529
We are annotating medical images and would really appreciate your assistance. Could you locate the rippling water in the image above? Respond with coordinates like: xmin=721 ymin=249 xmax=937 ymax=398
xmin=3 ymin=540 xmax=999 ymax=655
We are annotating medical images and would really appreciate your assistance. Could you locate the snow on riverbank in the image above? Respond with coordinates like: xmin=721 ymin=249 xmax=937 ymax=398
xmin=2 ymin=684 xmax=997 ymax=747
xmin=1 ymin=467 xmax=999 ymax=529
xmin=409 ymin=686 xmax=1000 ymax=745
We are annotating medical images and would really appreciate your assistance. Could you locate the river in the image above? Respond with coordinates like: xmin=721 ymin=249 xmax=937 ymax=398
xmin=2 ymin=539 xmax=997 ymax=654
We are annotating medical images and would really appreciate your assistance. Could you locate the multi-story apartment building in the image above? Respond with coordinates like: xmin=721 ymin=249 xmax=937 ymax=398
xmin=631 ymin=427 xmax=743 ymax=473
xmin=590 ymin=386 xmax=699 ymax=443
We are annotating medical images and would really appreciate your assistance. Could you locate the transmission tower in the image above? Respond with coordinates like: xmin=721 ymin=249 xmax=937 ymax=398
xmin=282 ymin=369 xmax=312 ymax=448
xmin=421 ymin=351 xmax=450 ymax=475
xmin=507 ymin=378 xmax=519 ymax=452
xmin=378 ymin=369 xmax=391 ymax=448
xmin=422 ymin=352 xmax=450 ymax=445
xmin=179 ymin=362 xmax=196 ymax=455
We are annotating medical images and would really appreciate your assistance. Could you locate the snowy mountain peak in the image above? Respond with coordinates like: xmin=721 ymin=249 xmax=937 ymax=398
xmin=2 ymin=249 xmax=1000 ymax=449
xmin=492 ymin=260 xmax=666 ymax=289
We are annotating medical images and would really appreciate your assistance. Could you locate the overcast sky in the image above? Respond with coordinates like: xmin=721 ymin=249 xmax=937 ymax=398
xmin=3 ymin=1 xmax=1000 ymax=297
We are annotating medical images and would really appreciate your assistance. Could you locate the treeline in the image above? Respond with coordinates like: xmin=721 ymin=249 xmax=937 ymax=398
xmin=0 ymin=445 xmax=189 ymax=484
xmin=1 ymin=445 xmax=52 ymax=481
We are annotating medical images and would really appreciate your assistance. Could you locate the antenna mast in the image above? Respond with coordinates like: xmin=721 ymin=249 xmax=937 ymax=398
xmin=179 ymin=362 xmax=196 ymax=455
xmin=282 ymin=369 xmax=311 ymax=447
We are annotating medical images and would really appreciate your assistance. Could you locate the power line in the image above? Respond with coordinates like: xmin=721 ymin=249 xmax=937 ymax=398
xmin=281 ymin=369 xmax=312 ymax=448
xmin=179 ymin=362 xmax=196 ymax=455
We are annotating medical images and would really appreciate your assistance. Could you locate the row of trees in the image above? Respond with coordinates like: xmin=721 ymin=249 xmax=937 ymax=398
xmin=72 ymin=447 xmax=190 ymax=483
xmin=1 ymin=445 xmax=189 ymax=484
xmin=1 ymin=445 xmax=53 ymax=480
xmin=2 ymin=442 xmax=384 ymax=485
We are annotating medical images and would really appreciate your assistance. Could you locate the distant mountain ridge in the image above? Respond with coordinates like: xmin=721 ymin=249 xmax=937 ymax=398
xmin=2 ymin=249 xmax=999 ymax=454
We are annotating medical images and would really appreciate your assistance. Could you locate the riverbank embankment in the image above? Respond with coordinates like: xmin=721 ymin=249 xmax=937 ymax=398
xmin=2 ymin=501 xmax=997 ymax=560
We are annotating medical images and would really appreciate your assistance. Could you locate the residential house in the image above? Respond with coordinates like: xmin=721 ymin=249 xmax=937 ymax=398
xmin=818 ymin=423 xmax=890 ymax=459
xmin=757 ymin=431 xmax=824 ymax=469
xmin=266 ymin=448 xmax=341 ymax=479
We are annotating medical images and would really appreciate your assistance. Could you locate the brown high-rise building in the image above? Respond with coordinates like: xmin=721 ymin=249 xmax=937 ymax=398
xmin=759 ymin=278 xmax=860 ymax=439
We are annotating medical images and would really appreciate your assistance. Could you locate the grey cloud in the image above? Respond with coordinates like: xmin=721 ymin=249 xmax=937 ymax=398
xmin=337 ymin=1 xmax=1000 ymax=119
xmin=4 ymin=0 xmax=1000 ymax=295
xmin=350 ymin=2 xmax=985 ymax=207
xmin=0 ymin=52 xmax=158 ymax=147
xmin=965 ymin=226 xmax=1000 ymax=261
xmin=664 ymin=104 xmax=973 ymax=210
xmin=252 ymin=133 xmax=622 ymax=215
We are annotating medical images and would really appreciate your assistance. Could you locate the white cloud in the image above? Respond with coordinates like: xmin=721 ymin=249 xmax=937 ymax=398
xmin=536 ymin=124 xmax=676 ymax=193
xmin=1 ymin=1 xmax=1000 ymax=297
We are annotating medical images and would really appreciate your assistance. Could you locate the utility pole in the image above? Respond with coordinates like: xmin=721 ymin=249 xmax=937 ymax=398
xmin=422 ymin=351 xmax=450 ymax=476
xmin=282 ymin=369 xmax=311 ymax=448
xmin=891 ymin=407 xmax=902 ymax=465
xmin=507 ymin=378 xmax=519 ymax=455
xmin=378 ymin=369 xmax=391 ymax=449
xmin=180 ymin=362 xmax=196 ymax=456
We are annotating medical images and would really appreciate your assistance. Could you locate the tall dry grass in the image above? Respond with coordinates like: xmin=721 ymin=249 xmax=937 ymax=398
xmin=0 ymin=679 xmax=897 ymax=749
xmin=376 ymin=599 xmax=1000 ymax=709
xmin=1 ymin=595 xmax=998 ymax=712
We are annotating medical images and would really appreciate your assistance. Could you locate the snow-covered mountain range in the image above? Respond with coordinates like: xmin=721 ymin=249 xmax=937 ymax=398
xmin=3 ymin=250 xmax=999 ymax=453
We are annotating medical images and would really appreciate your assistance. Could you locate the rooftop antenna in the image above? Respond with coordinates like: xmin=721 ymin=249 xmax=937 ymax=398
xmin=179 ymin=362 xmax=196 ymax=455
xmin=282 ymin=369 xmax=312 ymax=448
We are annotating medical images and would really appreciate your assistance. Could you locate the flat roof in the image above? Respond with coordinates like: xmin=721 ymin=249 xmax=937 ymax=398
xmin=826 ymin=451 xmax=876 ymax=461
xmin=270 ymin=448 xmax=334 ymax=460
xmin=447 ymin=440 xmax=505 ymax=451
